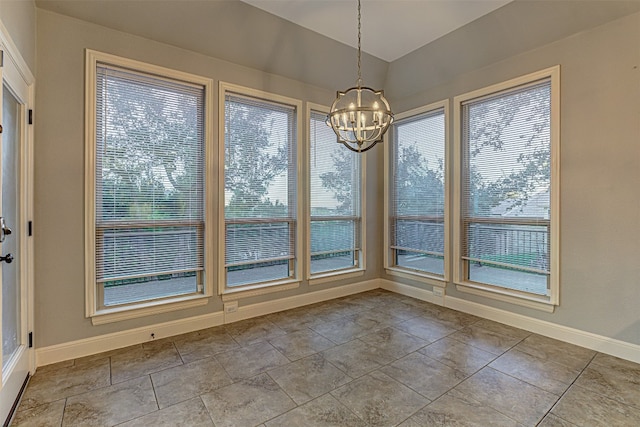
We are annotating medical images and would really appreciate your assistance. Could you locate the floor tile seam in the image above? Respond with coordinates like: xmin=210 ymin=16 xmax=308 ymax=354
xmin=326 ymin=383 xmax=397 ymax=425
xmin=447 ymin=372 xmax=541 ymax=426
xmin=484 ymin=325 xmax=533 ymax=342
xmin=331 ymin=370 xmax=433 ymax=426
xmin=584 ymin=354 xmax=640 ymax=379
xmin=269 ymin=392 xmax=360 ymax=426
xmin=486 ymin=362 xmax=573 ymax=398
xmin=111 ymin=359 xmax=186 ymax=386
xmin=416 ymin=335 xmax=499 ymax=373
xmin=316 ymin=346 xmax=364 ymax=378
xmin=372 ymin=363 xmax=440 ymax=403
xmin=546 ymin=350 xmax=600 ymax=418
xmin=409 ymin=350 xmax=473 ymax=381
xmin=511 ymin=344 xmax=595 ymax=372
xmin=571 ymin=381 xmax=640 ymax=412
xmin=59 ymin=396 xmax=70 ymax=427
xmin=498 ymin=347 xmax=585 ymax=377
xmin=209 ymin=352 xmax=240 ymax=388
xmin=389 ymin=399 xmax=432 ymax=427
xmin=396 ymin=323 xmax=464 ymax=348
xmin=263 ymin=367 xmax=353 ymax=407
xmin=445 ymin=331 xmax=521 ymax=357
xmin=537 ymin=413 xmax=578 ymax=426
xmin=32 ymin=374 xmax=120 ymax=406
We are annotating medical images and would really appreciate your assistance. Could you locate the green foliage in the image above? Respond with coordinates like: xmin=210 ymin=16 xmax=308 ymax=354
xmin=318 ymin=149 xmax=355 ymax=214
xmin=224 ymin=102 xmax=289 ymax=218
xmin=394 ymin=143 xmax=444 ymax=216
xmin=99 ymin=77 xmax=202 ymax=221
xmin=467 ymin=84 xmax=551 ymax=216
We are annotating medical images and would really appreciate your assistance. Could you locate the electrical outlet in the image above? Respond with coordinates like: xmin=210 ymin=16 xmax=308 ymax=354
xmin=224 ymin=301 xmax=238 ymax=314
xmin=433 ymin=288 xmax=444 ymax=297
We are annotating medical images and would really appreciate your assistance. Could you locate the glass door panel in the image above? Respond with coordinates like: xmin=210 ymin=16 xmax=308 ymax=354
xmin=2 ymin=84 xmax=20 ymax=369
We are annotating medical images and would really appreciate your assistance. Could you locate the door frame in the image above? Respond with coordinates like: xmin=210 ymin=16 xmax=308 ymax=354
xmin=0 ymin=19 xmax=35 ymax=424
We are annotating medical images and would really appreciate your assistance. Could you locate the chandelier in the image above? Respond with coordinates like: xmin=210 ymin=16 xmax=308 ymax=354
xmin=327 ymin=0 xmax=394 ymax=153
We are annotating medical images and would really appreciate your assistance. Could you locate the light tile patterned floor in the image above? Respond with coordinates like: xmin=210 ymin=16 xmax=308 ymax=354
xmin=11 ymin=289 xmax=640 ymax=426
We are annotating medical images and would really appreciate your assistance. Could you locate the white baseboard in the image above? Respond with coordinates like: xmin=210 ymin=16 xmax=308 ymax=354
xmin=36 ymin=279 xmax=380 ymax=367
xmin=37 ymin=278 xmax=640 ymax=368
xmin=36 ymin=312 xmax=225 ymax=367
xmin=445 ymin=296 xmax=640 ymax=364
xmin=224 ymin=279 xmax=380 ymax=323
xmin=379 ymin=279 xmax=445 ymax=306
xmin=384 ymin=279 xmax=640 ymax=364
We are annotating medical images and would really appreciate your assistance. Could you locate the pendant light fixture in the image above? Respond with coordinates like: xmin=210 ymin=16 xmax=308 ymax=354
xmin=327 ymin=0 xmax=394 ymax=153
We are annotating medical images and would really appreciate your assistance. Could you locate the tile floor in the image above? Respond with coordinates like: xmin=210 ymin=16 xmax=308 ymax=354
xmin=11 ymin=289 xmax=640 ymax=426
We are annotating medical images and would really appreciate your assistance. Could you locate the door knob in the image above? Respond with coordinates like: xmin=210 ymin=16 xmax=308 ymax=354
xmin=0 ymin=217 xmax=10 ymax=243
xmin=0 ymin=253 xmax=13 ymax=264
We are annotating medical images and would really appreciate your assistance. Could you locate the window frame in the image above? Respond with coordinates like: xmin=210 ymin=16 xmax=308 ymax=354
xmin=453 ymin=66 xmax=560 ymax=311
xmin=84 ymin=50 xmax=214 ymax=324
xmin=306 ymin=103 xmax=365 ymax=285
xmin=384 ymin=100 xmax=450 ymax=287
xmin=218 ymin=82 xmax=303 ymax=300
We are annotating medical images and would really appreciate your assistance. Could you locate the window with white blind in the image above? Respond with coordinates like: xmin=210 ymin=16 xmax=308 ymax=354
xmin=308 ymin=107 xmax=363 ymax=279
xmin=454 ymin=67 xmax=559 ymax=309
xmin=86 ymin=50 xmax=213 ymax=321
xmin=221 ymin=83 xmax=301 ymax=294
xmin=386 ymin=102 xmax=448 ymax=282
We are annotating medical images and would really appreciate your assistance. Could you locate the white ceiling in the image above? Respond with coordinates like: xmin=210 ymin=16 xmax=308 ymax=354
xmin=241 ymin=0 xmax=513 ymax=62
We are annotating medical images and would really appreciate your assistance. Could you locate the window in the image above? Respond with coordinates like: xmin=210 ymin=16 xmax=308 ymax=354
xmin=308 ymin=106 xmax=363 ymax=280
xmin=220 ymin=83 xmax=301 ymax=295
xmin=386 ymin=102 xmax=448 ymax=283
xmin=86 ymin=50 xmax=213 ymax=322
xmin=454 ymin=66 xmax=559 ymax=309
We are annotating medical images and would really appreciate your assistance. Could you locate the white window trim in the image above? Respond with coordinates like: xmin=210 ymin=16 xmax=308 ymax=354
xmin=306 ymin=102 xmax=366 ymax=285
xmin=383 ymin=100 xmax=450 ymax=287
xmin=85 ymin=50 xmax=214 ymax=324
xmin=218 ymin=82 xmax=303 ymax=298
xmin=452 ymin=65 xmax=560 ymax=311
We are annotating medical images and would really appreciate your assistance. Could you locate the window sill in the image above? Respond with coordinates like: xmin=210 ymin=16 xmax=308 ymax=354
xmin=221 ymin=279 xmax=300 ymax=301
xmin=308 ymin=269 xmax=364 ymax=286
xmin=385 ymin=267 xmax=446 ymax=288
xmin=455 ymin=282 xmax=556 ymax=313
xmin=90 ymin=294 xmax=210 ymax=325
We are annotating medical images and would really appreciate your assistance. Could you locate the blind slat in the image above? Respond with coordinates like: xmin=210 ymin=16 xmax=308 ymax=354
xmin=95 ymin=63 xmax=205 ymax=285
xmin=224 ymin=92 xmax=297 ymax=284
xmin=389 ymin=108 xmax=446 ymax=275
xmin=309 ymin=110 xmax=361 ymax=274
xmin=461 ymin=79 xmax=551 ymax=282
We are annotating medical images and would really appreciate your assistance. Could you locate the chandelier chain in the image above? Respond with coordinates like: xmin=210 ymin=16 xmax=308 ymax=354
xmin=357 ymin=0 xmax=362 ymax=87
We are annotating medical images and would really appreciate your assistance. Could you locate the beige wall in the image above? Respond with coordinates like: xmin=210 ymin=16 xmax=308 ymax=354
xmin=34 ymin=9 xmax=383 ymax=347
xmin=0 ymin=0 xmax=37 ymax=73
xmin=34 ymin=3 xmax=640 ymax=350
xmin=383 ymin=11 xmax=640 ymax=345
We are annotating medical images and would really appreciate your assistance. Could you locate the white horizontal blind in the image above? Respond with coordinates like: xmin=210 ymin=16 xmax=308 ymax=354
xmin=224 ymin=92 xmax=297 ymax=287
xmin=95 ymin=63 xmax=205 ymax=302
xmin=390 ymin=109 xmax=446 ymax=276
xmin=461 ymin=79 xmax=551 ymax=295
xmin=309 ymin=110 xmax=361 ymax=274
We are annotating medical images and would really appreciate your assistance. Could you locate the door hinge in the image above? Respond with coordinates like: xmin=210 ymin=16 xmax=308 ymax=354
xmin=28 ymin=110 xmax=33 ymax=125
xmin=28 ymin=221 xmax=33 ymax=236
xmin=28 ymin=332 xmax=33 ymax=348
xmin=0 ymin=50 xmax=4 ymax=67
